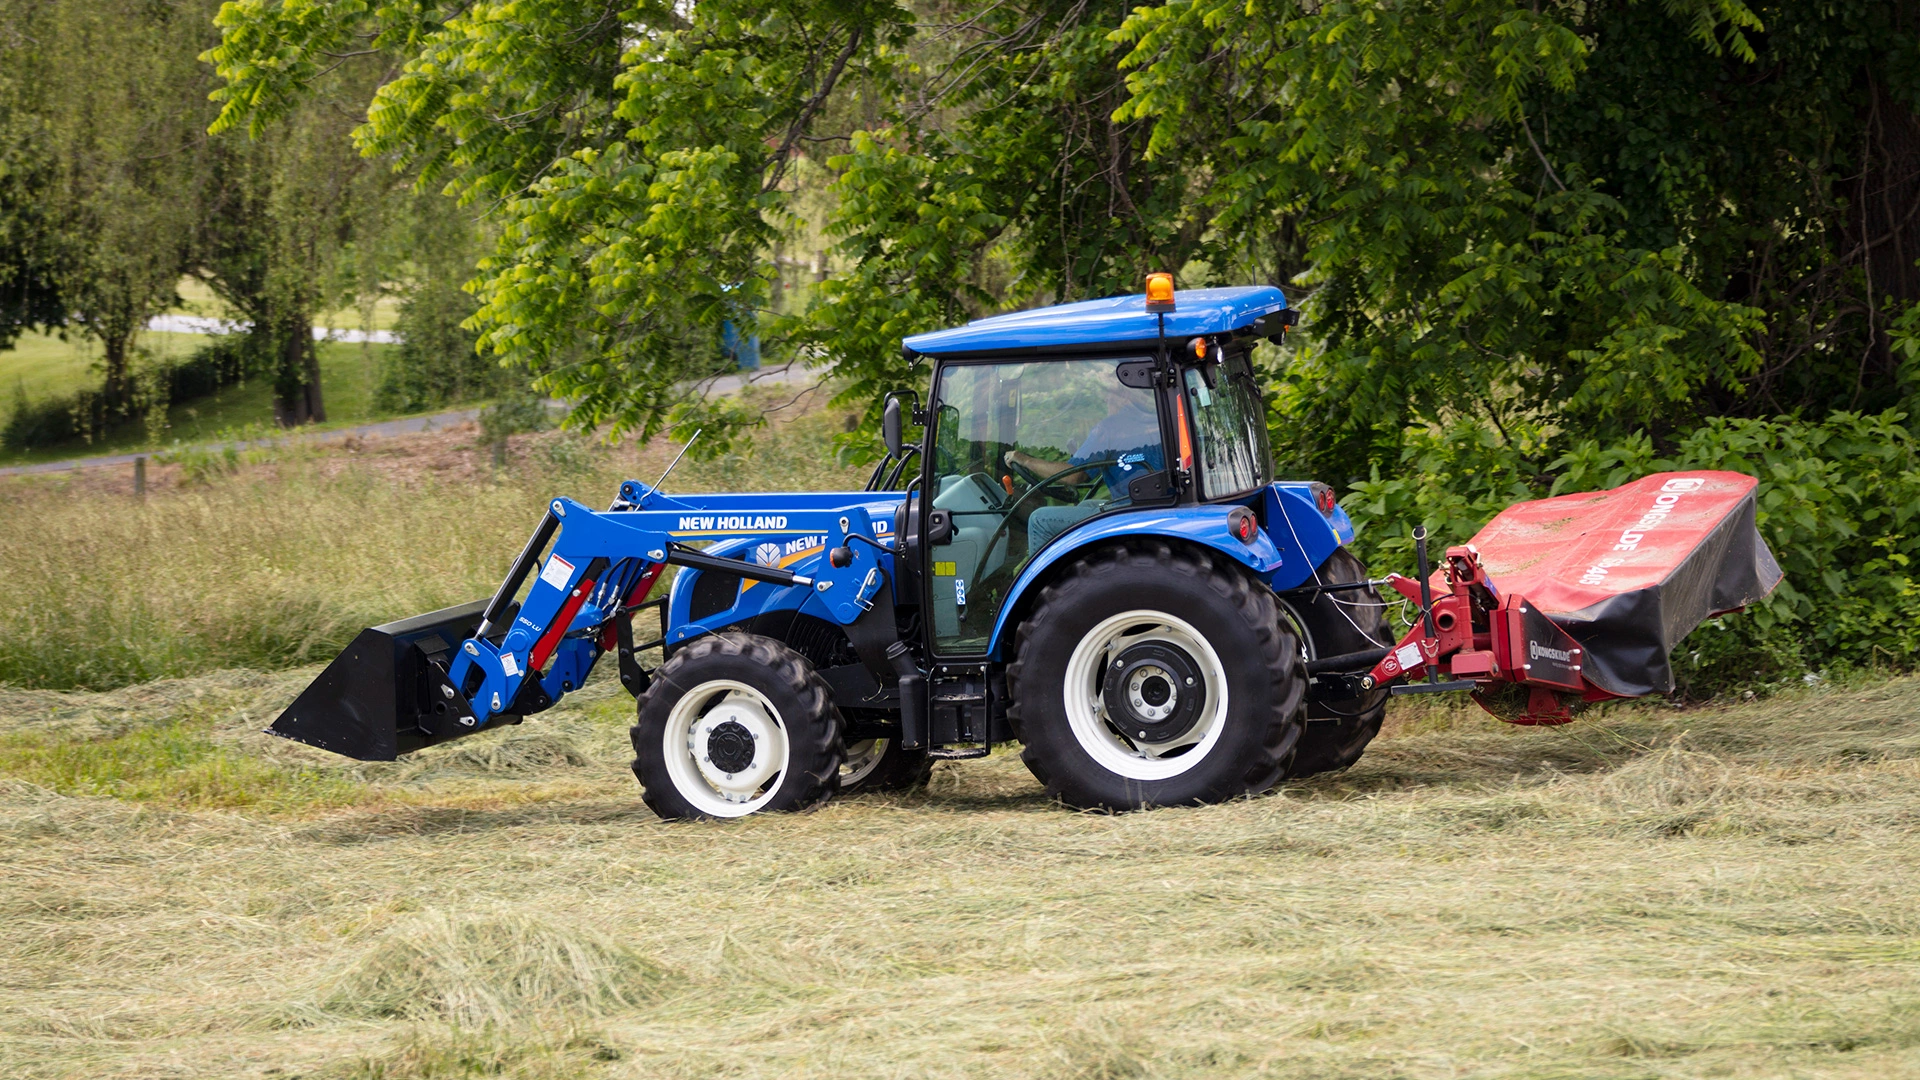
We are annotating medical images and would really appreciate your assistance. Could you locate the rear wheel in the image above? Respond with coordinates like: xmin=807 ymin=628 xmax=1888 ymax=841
xmin=1282 ymin=548 xmax=1393 ymax=777
xmin=631 ymin=633 xmax=842 ymax=820
xmin=1008 ymin=543 xmax=1306 ymax=810
xmin=838 ymin=737 xmax=932 ymax=794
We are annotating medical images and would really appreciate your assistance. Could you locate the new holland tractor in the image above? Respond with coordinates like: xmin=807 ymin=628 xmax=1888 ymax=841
xmin=272 ymin=275 xmax=1782 ymax=818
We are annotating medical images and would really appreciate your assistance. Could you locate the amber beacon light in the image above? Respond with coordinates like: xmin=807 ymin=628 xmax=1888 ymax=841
xmin=1144 ymin=272 xmax=1176 ymax=312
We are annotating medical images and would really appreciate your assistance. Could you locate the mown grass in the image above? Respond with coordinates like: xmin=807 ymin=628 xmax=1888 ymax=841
xmin=4 ymin=383 xmax=1914 ymax=1078
xmin=0 ymin=387 xmax=864 ymax=689
xmin=0 ymin=671 xmax=1917 ymax=1078
xmin=0 ymin=718 xmax=361 ymax=811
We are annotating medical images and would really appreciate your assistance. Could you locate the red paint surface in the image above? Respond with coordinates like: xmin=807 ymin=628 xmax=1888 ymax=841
xmin=1461 ymin=471 xmax=1760 ymax=617
xmin=531 ymin=577 xmax=596 ymax=673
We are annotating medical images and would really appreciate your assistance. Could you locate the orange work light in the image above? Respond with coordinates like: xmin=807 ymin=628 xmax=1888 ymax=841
xmin=1144 ymin=272 xmax=1176 ymax=312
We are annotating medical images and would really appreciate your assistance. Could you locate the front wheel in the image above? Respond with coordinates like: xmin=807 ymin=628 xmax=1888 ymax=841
xmin=631 ymin=634 xmax=842 ymax=820
xmin=1007 ymin=543 xmax=1306 ymax=810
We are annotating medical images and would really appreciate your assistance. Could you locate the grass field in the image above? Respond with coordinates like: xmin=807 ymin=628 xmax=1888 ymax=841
xmin=0 ymin=273 xmax=410 ymax=465
xmin=0 ymin=327 xmax=222 ymax=402
xmin=1 ymin=665 xmax=1916 ymax=1079
xmin=1 ymin=400 xmax=1915 ymax=1078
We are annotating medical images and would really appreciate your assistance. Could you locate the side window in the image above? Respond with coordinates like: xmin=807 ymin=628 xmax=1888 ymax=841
xmin=1184 ymin=354 xmax=1272 ymax=500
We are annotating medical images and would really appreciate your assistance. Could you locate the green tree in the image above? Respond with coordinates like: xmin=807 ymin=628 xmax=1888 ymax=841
xmin=1114 ymin=0 xmax=1920 ymax=480
xmin=0 ymin=0 xmax=219 ymax=414
xmin=195 ymin=64 xmax=393 ymax=427
xmin=0 ymin=101 xmax=65 ymax=350
xmin=372 ymin=191 xmax=500 ymax=413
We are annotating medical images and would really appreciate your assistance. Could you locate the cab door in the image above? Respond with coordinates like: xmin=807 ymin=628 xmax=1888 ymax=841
xmin=920 ymin=356 xmax=1170 ymax=657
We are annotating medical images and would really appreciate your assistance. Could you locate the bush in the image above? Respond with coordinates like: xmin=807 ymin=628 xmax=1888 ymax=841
xmin=1 ymin=381 xmax=97 ymax=450
xmin=375 ymin=281 xmax=501 ymax=413
xmin=1341 ymin=410 xmax=1920 ymax=697
xmin=165 ymin=336 xmax=258 ymax=401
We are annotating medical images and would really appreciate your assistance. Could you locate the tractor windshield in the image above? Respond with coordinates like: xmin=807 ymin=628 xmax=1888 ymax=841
xmin=926 ymin=358 xmax=1166 ymax=653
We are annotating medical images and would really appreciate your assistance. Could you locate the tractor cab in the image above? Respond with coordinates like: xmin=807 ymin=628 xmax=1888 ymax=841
xmin=893 ymin=281 xmax=1295 ymax=656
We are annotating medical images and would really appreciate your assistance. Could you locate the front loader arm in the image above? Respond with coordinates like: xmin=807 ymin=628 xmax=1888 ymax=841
xmin=269 ymin=490 xmax=903 ymax=761
xmin=445 ymin=497 xmax=893 ymax=730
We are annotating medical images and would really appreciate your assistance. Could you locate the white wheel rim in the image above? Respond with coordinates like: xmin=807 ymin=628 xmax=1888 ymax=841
xmin=661 ymin=679 xmax=790 ymax=818
xmin=1062 ymin=609 xmax=1229 ymax=781
xmin=840 ymin=738 xmax=889 ymax=787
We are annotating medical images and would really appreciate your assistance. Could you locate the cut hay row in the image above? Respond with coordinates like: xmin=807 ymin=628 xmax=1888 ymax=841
xmin=2 ymin=668 xmax=1918 ymax=1078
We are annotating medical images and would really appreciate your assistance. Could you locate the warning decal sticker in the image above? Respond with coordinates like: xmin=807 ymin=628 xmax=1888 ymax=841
xmin=540 ymin=555 xmax=575 ymax=591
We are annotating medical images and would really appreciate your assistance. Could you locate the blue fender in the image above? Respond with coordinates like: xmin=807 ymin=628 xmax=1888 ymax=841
xmin=662 ymin=499 xmax=907 ymax=646
xmin=984 ymin=483 xmax=1359 ymax=656
xmin=1265 ymin=482 xmax=1356 ymax=590
xmin=986 ymin=504 xmax=1286 ymax=658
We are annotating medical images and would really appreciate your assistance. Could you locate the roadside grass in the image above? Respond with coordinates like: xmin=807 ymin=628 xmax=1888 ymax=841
xmin=0 ymin=670 xmax=1916 ymax=1078
xmin=0 ymin=386 xmax=864 ymax=690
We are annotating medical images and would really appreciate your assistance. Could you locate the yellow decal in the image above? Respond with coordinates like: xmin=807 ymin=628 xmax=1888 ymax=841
xmin=933 ymin=561 xmax=957 ymax=576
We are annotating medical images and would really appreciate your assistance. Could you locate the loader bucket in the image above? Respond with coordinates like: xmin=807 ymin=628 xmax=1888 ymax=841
xmin=269 ymin=599 xmax=501 ymax=761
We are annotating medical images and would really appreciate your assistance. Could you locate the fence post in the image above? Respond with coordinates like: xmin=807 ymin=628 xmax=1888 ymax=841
xmin=133 ymin=455 xmax=146 ymax=498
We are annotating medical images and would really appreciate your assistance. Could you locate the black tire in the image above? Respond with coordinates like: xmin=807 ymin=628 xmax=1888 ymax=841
xmin=630 ymin=633 xmax=842 ymax=820
xmin=1007 ymin=542 xmax=1306 ymax=811
xmin=838 ymin=737 xmax=933 ymax=794
xmin=1280 ymin=548 xmax=1393 ymax=777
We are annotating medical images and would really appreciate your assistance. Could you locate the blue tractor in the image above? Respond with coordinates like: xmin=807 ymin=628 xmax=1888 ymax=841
xmin=272 ymin=278 xmax=1398 ymax=816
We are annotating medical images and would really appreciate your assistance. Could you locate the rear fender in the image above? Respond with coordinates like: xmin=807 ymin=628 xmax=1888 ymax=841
xmin=1265 ymin=482 xmax=1356 ymax=590
xmin=986 ymin=505 xmax=1285 ymax=658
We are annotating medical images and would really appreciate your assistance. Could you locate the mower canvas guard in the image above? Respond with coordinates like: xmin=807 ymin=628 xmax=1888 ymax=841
xmin=1363 ymin=471 xmax=1783 ymax=724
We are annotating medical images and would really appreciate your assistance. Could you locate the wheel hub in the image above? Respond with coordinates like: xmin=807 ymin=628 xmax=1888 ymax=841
xmin=685 ymin=694 xmax=784 ymax=803
xmin=1102 ymin=641 xmax=1203 ymax=744
xmin=705 ymin=719 xmax=757 ymax=774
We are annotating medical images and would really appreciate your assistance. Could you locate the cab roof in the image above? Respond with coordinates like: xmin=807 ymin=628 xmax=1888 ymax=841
xmin=902 ymin=285 xmax=1289 ymax=357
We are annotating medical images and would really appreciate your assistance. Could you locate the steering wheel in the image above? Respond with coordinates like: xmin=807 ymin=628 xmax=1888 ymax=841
xmin=967 ymin=459 xmax=1119 ymax=591
xmin=1003 ymin=454 xmax=1107 ymax=505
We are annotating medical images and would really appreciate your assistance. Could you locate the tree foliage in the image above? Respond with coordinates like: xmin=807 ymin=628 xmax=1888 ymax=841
xmin=204 ymin=0 xmax=1920 ymax=681
xmin=0 ymin=0 xmax=219 ymax=413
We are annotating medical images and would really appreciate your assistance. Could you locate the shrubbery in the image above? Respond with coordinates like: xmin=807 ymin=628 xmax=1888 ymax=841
xmin=374 ymin=280 xmax=500 ymax=413
xmin=1 ymin=337 xmax=258 ymax=451
xmin=1341 ymin=411 xmax=1920 ymax=697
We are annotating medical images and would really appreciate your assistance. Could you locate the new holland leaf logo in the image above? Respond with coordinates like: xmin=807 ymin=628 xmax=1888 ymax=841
xmin=753 ymin=542 xmax=783 ymax=567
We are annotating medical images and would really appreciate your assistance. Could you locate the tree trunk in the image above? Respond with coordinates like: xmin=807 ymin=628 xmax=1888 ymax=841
xmin=1850 ymin=54 xmax=1920 ymax=406
xmin=100 ymin=331 xmax=131 ymax=415
xmin=269 ymin=314 xmax=325 ymax=426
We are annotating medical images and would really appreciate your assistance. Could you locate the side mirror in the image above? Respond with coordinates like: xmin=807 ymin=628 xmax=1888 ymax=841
xmin=883 ymin=396 xmax=904 ymax=458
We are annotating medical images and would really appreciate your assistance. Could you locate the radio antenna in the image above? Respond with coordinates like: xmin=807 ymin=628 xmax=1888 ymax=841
xmin=648 ymin=428 xmax=701 ymax=498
